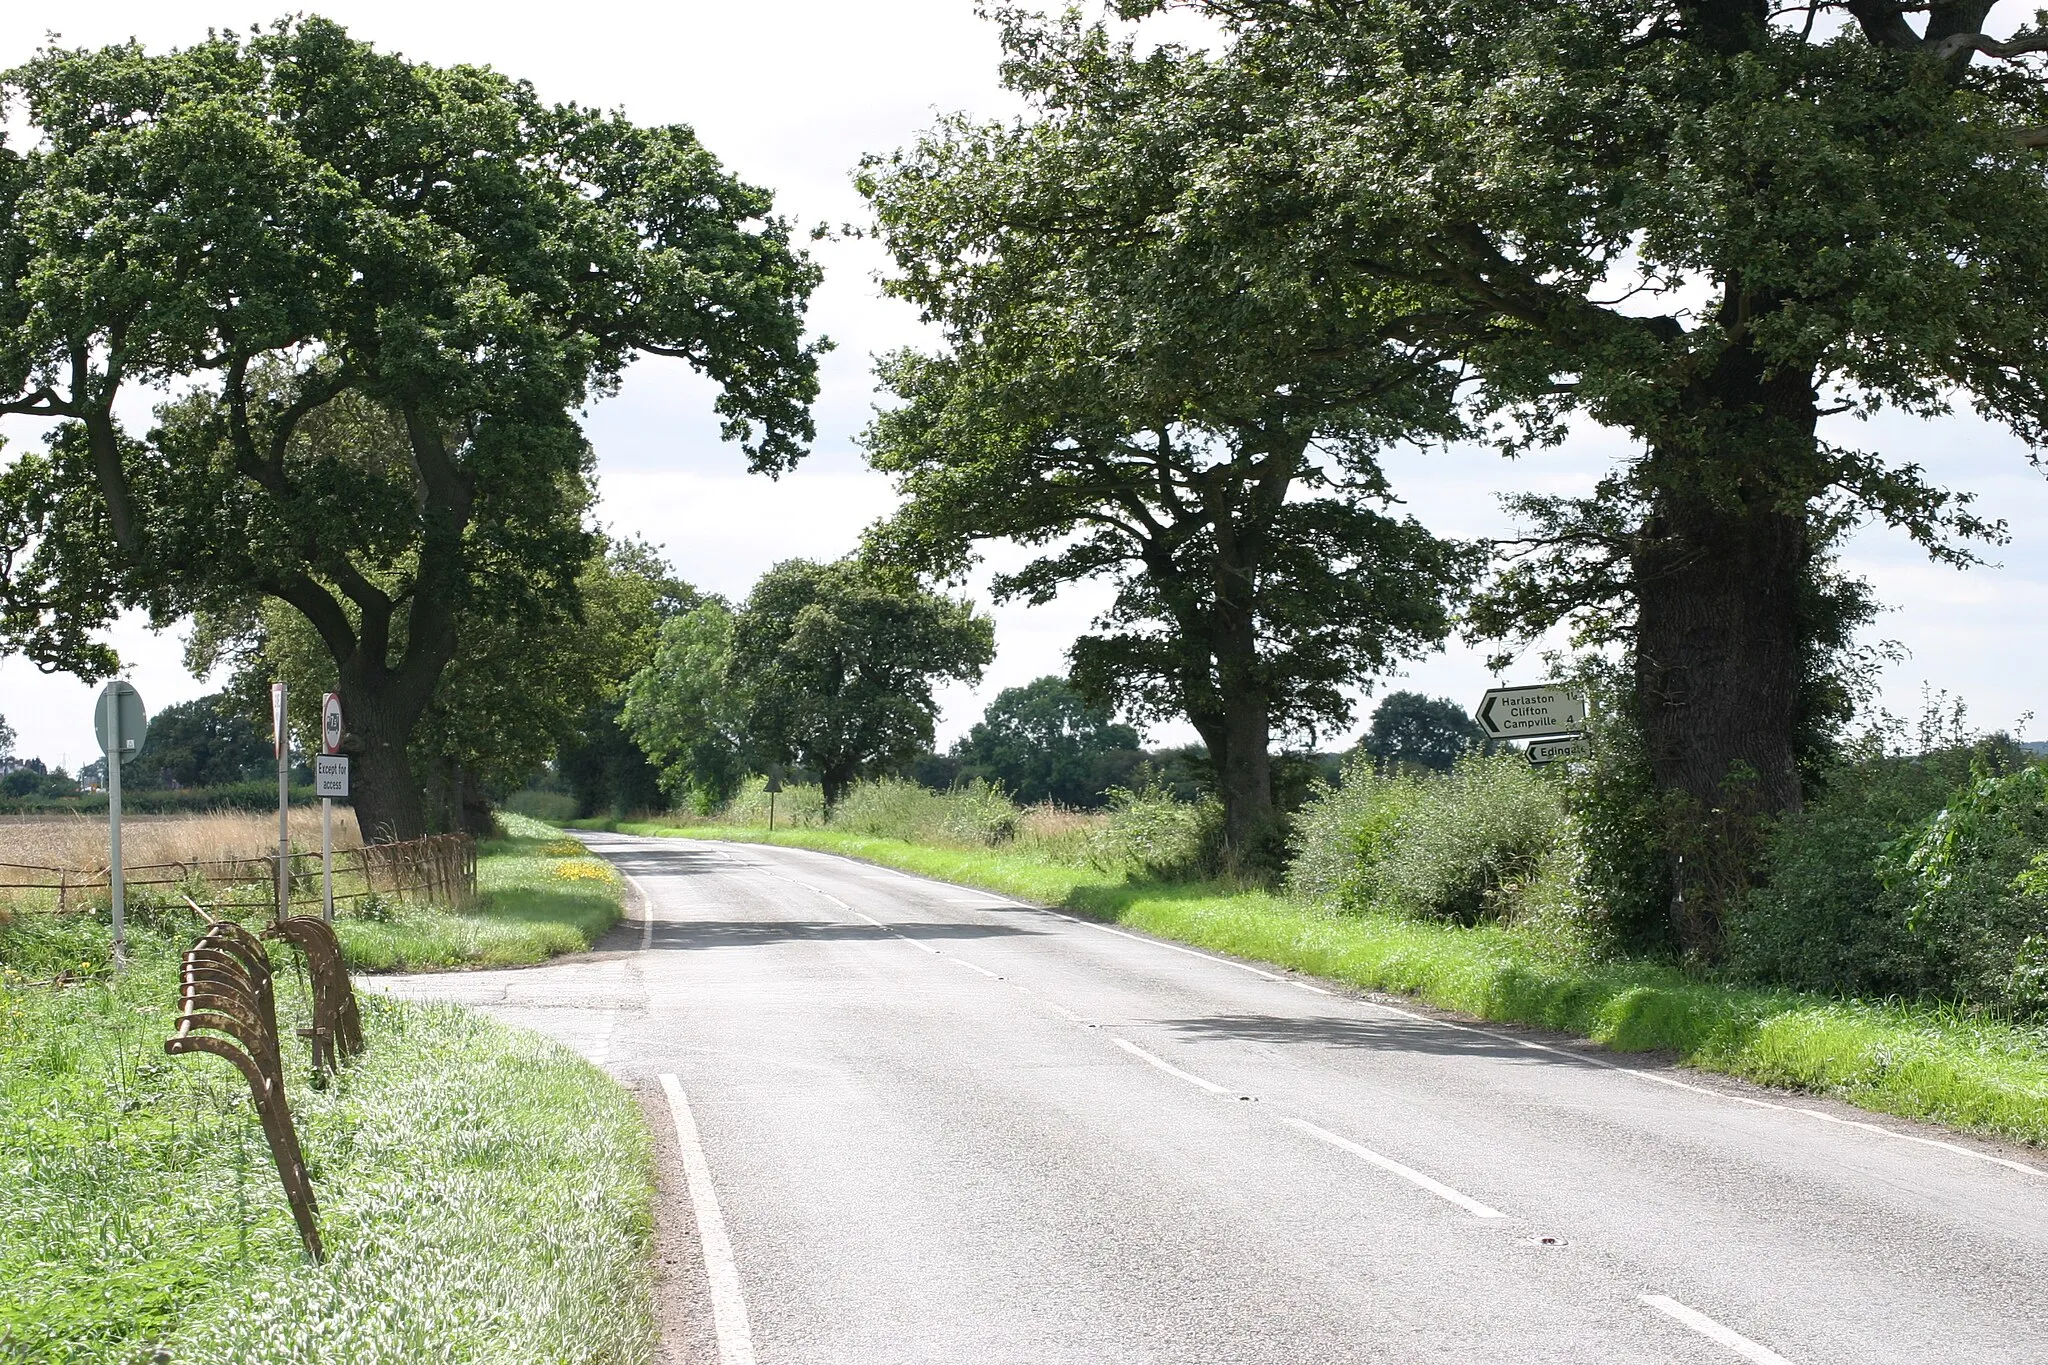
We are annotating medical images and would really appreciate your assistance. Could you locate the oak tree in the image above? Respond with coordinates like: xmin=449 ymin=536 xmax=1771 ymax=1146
xmin=0 ymin=19 xmax=821 ymax=839
xmin=1123 ymin=0 xmax=2048 ymax=944
xmin=860 ymin=21 xmax=1481 ymax=860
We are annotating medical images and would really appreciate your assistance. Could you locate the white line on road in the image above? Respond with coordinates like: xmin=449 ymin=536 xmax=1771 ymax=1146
xmin=1113 ymin=1037 xmax=1234 ymax=1095
xmin=1045 ymin=910 xmax=1287 ymax=981
xmin=653 ymin=837 xmax=2048 ymax=1182
xmin=1281 ymin=1117 xmax=1508 ymax=1219
xmin=1360 ymin=999 xmax=2048 ymax=1181
xmin=1639 ymin=1295 xmax=1798 ymax=1364
xmin=658 ymin=1074 xmax=757 ymax=1365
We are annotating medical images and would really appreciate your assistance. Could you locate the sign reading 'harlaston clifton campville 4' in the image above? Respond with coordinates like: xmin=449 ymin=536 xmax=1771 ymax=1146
xmin=1473 ymin=685 xmax=1588 ymax=742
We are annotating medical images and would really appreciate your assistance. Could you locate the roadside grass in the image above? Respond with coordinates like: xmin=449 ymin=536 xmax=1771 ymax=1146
xmin=575 ymin=819 xmax=2048 ymax=1148
xmin=0 ymin=920 xmax=656 ymax=1365
xmin=334 ymin=813 xmax=623 ymax=972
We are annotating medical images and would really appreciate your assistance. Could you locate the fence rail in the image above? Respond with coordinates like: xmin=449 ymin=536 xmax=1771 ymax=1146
xmin=0 ymin=833 xmax=477 ymax=914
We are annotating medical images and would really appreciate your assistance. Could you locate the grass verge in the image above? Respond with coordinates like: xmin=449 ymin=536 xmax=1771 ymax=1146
xmin=575 ymin=819 xmax=2048 ymax=1149
xmin=335 ymin=812 xmax=625 ymax=972
xmin=0 ymin=924 xmax=656 ymax=1365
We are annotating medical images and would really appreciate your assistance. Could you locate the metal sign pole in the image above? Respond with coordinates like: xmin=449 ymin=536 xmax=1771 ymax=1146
xmin=274 ymin=682 xmax=290 ymax=922
xmin=107 ymin=688 xmax=125 ymax=967
xmin=320 ymin=693 xmax=342 ymax=923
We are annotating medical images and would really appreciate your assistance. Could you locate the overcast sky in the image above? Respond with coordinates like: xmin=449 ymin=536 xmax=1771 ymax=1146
xmin=1 ymin=1 xmax=2043 ymax=773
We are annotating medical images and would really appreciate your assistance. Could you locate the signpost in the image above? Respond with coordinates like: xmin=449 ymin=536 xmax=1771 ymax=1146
xmin=1473 ymin=685 xmax=1588 ymax=742
xmin=318 ymin=693 xmax=347 ymax=923
xmin=95 ymin=682 xmax=147 ymax=966
xmin=1525 ymin=735 xmax=1588 ymax=767
xmin=273 ymin=682 xmax=290 ymax=922
xmin=764 ymin=765 xmax=784 ymax=832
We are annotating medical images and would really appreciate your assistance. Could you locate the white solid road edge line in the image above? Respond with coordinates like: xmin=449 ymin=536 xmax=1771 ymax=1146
xmin=658 ymin=1074 xmax=758 ymax=1365
xmin=1112 ymin=1037 xmax=1233 ymax=1095
xmin=1281 ymin=1116 xmax=1509 ymax=1220
xmin=1639 ymin=1294 xmax=1798 ymax=1365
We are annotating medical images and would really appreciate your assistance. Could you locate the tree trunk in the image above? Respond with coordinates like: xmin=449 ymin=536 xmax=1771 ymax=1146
xmin=346 ymin=712 xmax=426 ymax=843
xmin=1630 ymin=337 xmax=1820 ymax=955
xmin=1215 ymin=696 xmax=1276 ymax=866
xmin=820 ymin=761 xmax=856 ymax=813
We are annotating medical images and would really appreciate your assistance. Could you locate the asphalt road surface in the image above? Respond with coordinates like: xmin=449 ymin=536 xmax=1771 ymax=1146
xmin=379 ymin=831 xmax=2048 ymax=1364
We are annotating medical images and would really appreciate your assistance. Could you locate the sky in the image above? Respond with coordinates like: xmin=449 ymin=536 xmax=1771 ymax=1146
xmin=1 ymin=0 xmax=2044 ymax=773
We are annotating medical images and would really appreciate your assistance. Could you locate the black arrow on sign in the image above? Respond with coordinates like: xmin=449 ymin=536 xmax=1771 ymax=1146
xmin=1479 ymin=695 xmax=1498 ymax=734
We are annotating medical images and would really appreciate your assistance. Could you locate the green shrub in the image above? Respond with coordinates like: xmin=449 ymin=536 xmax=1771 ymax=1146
xmin=1884 ymin=762 xmax=2048 ymax=1008
xmin=1286 ymin=753 xmax=1415 ymax=911
xmin=1288 ymin=752 xmax=1569 ymax=926
xmin=831 ymin=777 xmax=1019 ymax=846
xmin=1090 ymin=783 xmax=1224 ymax=880
xmin=1730 ymin=740 xmax=1986 ymax=996
xmin=720 ymin=774 xmax=828 ymax=828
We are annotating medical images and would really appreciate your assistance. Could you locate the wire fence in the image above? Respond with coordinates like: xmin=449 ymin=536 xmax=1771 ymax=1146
xmin=0 ymin=833 xmax=477 ymax=915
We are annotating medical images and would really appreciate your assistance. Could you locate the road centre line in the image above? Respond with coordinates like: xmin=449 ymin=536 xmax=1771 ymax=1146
xmin=1112 ymin=1037 xmax=1234 ymax=1095
xmin=1639 ymin=1295 xmax=1798 ymax=1364
xmin=658 ymin=1075 xmax=758 ymax=1365
xmin=640 ymin=837 xmax=2048 ymax=1182
xmin=1281 ymin=1116 xmax=1509 ymax=1219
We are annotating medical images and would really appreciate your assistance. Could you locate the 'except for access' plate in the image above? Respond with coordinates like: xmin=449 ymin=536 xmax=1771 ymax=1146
xmin=315 ymin=755 xmax=350 ymax=799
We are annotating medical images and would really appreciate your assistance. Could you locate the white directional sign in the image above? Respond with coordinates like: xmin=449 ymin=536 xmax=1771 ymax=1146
xmin=315 ymin=755 xmax=350 ymax=799
xmin=321 ymin=693 xmax=344 ymax=756
xmin=1474 ymin=684 xmax=1587 ymax=741
xmin=1526 ymin=735 xmax=1588 ymax=766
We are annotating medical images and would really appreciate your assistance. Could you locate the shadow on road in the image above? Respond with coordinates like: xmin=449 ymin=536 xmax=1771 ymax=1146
xmin=1155 ymin=1013 xmax=1605 ymax=1067
xmin=647 ymin=919 xmax=1043 ymax=950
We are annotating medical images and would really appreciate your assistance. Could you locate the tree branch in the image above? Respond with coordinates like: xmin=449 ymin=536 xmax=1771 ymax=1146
xmin=1930 ymin=29 xmax=2048 ymax=60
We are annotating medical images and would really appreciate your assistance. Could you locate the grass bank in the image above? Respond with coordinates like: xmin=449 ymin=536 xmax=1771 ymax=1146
xmin=0 ymin=920 xmax=656 ymax=1364
xmin=575 ymin=819 xmax=2048 ymax=1149
xmin=334 ymin=812 xmax=625 ymax=972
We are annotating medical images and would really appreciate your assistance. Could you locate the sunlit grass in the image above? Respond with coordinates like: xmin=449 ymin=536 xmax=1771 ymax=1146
xmin=582 ymin=819 xmax=2048 ymax=1148
xmin=0 ymin=934 xmax=654 ymax=1364
xmin=334 ymin=813 xmax=623 ymax=972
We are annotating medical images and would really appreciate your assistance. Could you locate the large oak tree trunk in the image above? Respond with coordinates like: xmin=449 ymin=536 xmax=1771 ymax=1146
xmin=345 ymin=706 xmax=427 ymax=843
xmin=1629 ymin=328 xmax=1820 ymax=954
xmin=1215 ymin=696 xmax=1276 ymax=865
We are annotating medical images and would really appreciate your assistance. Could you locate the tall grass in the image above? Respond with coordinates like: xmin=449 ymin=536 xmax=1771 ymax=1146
xmin=682 ymin=775 xmax=1116 ymax=866
xmin=1 ymin=807 xmax=365 ymax=872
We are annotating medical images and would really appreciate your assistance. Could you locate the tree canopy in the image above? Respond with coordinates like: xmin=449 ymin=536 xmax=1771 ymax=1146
xmin=860 ymin=18 xmax=1481 ymax=858
xmin=954 ymin=675 xmax=1144 ymax=807
xmin=1357 ymin=692 xmax=1492 ymax=773
xmin=0 ymin=18 xmax=821 ymax=839
xmin=732 ymin=559 xmax=994 ymax=809
xmin=622 ymin=597 xmax=752 ymax=813
xmin=1105 ymin=0 xmax=2048 ymax=945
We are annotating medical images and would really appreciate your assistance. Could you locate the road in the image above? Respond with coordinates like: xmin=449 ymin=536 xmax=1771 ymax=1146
xmin=379 ymin=830 xmax=2048 ymax=1364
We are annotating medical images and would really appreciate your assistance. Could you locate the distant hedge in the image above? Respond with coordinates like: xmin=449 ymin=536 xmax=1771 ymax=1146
xmin=0 ymin=782 xmax=324 ymax=816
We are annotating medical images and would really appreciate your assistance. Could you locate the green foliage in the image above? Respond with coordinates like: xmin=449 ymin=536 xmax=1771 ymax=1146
xmin=717 ymin=773 xmax=829 ymax=830
xmin=0 ymin=782 xmax=319 ymax=816
xmin=0 ymin=940 xmax=655 ymax=1363
xmin=119 ymin=692 xmax=272 ymax=791
xmin=1090 ymin=784 xmax=1225 ymax=882
xmin=729 ymin=558 xmax=995 ymax=807
xmin=953 ymin=675 xmax=1143 ymax=807
xmin=1289 ymin=753 xmax=1570 ymax=926
xmin=1733 ymin=739 xmax=1992 ymax=996
xmin=832 ymin=777 xmax=1020 ymax=847
xmin=621 ymin=598 xmax=750 ymax=813
xmin=0 ymin=19 xmax=821 ymax=838
xmin=1358 ymin=691 xmax=1492 ymax=773
xmin=859 ymin=16 xmax=1481 ymax=845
